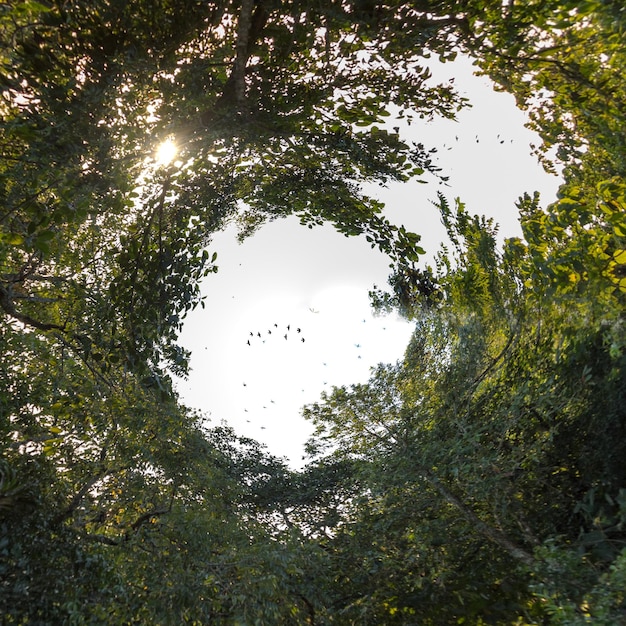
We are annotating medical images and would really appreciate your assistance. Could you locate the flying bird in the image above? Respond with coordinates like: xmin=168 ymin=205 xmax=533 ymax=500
xmin=257 ymin=332 xmax=261 ymax=337
xmin=284 ymin=334 xmax=288 ymax=340
xmin=247 ymin=340 xmax=250 ymax=346
xmin=301 ymin=337 xmax=305 ymax=343
xmin=297 ymin=328 xmax=301 ymax=333
xmin=287 ymin=325 xmax=290 ymax=331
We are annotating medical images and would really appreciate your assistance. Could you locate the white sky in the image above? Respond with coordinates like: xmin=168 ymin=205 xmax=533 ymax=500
xmin=174 ymin=56 xmax=561 ymax=467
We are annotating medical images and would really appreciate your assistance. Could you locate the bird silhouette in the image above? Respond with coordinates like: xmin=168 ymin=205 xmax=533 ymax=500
xmin=297 ymin=328 xmax=301 ymax=333
xmin=274 ymin=323 xmax=278 ymax=328
xmin=257 ymin=332 xmax=261 ymax=337
xmin=268 ymin=330 xmax=272 ymax=334
xmin=287 ymin=325 xmax=290 ymax=331
xmin=247 ymin=340 xmax=251 ymax=346
xmin=284 ymin=334 xmax=288 ymax=340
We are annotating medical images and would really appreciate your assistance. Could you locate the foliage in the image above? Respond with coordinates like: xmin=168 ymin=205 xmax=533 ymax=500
xmin=0 ymin=2 xmax=469 ymax=619
xmin=303 ymin=198 xmax=626 ymax=623
xmin=1 ymin=0 xmax=626 ymax=623
xmin=472 ymin=0 xmax=626 ymax=192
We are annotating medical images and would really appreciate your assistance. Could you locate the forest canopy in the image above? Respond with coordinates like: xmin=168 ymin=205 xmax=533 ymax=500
xmin=1 ymin=0 xmax=626 ymax=623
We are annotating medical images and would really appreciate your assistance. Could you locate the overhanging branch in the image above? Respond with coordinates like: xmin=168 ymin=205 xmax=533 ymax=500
xmin=423 ymin=469 xmax=535 ymax=566
xmin=0 ymin=283 xmax=65 ymax=331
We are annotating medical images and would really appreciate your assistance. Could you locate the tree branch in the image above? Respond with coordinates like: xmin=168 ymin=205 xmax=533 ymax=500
xmin=199 ymin=0 xmax=268 ymax=126
xmin=53 ymin=465 xmax=109 ymax=526
xmin=129 ymin=507 xmax=170 ymax=532
xmin=423 ymin=469 xmax=535 ymax=566
xmin=230 ymin=0 xmax=255 ymax=108
xmin=80 ymin=532 xmax=120 ymax=546
xmin=0 ymin=283 xmax=65 ymax=331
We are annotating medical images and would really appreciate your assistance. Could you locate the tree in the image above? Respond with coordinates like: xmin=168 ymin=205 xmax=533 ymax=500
xmin=1 ymin=1 xmax=470 ymax=620
xmin=470 ymin=0 xmax=626 ymax=194
xmin=301 ymin=196 xmax=626 ymax=622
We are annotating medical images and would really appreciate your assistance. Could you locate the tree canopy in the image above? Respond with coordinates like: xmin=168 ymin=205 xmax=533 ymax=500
xmin=1 ymin=0 xmax=626 ymax=623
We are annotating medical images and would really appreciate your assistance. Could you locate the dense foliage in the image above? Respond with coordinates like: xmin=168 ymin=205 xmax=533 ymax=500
xmin=1 ymin=0 xmax=625 ymax=623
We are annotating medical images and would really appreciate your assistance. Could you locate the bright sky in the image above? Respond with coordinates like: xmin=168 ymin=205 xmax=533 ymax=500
xmin=174 ymin=56 xmax=561 ymax=467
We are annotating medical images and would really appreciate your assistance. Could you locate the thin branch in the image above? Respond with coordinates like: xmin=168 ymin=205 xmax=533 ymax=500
xmin=80 ymin=532 xmax=120 ymax=546
xmin=0 ymin=176 xmax=62 ymax=225
xmin=129 ymin=507 xmax=170 ymax=532
xmin=53 ymin=463 xmax=109 ymax=526
xmin=127 ymin=170 xmax=170 ymax=317
xmin=52 ymin=333 xmax=117 ymax=390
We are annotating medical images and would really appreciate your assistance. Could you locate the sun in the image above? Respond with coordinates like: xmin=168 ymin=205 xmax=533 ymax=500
xmin=155 ymin=138 xmax=177 ymax=166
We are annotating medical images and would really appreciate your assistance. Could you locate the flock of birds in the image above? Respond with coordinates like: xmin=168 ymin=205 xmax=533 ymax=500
xmin=237 ymin=318 xmax=382 ymax=426
xmin=246 ymin=323 xmax=305 ymax=346
xmin=441 ymin=133 xmax=514 ymax=151
xmin=226 ymin=134 xmax=519 ymax=447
